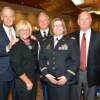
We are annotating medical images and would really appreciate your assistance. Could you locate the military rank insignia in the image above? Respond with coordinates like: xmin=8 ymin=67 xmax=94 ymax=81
xmin=71 ymin=37 xmax=76 ymax=40
xmin=58 ymin=44 xmax=68 ymax=50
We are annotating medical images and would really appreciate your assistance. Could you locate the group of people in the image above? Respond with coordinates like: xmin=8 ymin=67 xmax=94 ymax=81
xmin=0 ymin=6 xmax=100 ymax=100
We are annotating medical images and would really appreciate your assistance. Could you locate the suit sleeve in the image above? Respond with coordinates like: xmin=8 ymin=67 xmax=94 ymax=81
xmin=0 ymin=37 xmax=9 ymax=57
xmin=65 ymin=38 xmax=80 ymax=80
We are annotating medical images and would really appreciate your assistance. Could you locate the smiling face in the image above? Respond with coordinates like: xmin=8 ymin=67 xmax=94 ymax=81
xmin=16 ymin=20 xmax=32 ymax=40
xmin=18 ymin=29 xmax=31 ymax=40
xmin=38 ymin=12 xmax=50 ymax=30
xmin=51 ymin=18 xmax=67 ymax=36
xmin=78 ymin=11 xmax=92 ymax=32
xmin=1 ymin=7 xmax=15 ymax=27
xmin=53 ymin=20 xmax=64 ymax=36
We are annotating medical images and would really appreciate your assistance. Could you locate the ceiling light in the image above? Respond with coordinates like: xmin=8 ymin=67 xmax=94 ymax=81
xmin=72 ymin=0 xmax=84 ymax=5
xmin=88 ymin=10 xmax=100 ymax=15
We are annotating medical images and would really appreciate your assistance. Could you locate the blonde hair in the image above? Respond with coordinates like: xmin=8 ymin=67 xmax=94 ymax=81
xmin=16 ymin=20 xmax=32 ymax=37
xmin=50 ymin=17 xmax=67 ymax=36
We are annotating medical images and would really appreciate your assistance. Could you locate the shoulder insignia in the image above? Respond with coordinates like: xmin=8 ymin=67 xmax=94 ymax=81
xmin=67 ymin=69 xmax=76 ymax=76
xmin=71 ymin=37 xmax=76 ymax=40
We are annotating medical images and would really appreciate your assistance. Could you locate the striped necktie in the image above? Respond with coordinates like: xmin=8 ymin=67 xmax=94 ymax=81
xmin=9 ymin=28 xmax=14 ymax=41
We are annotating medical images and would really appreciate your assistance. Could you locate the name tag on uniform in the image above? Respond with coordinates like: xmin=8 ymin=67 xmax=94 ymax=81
xmin=58 ymin=44 xmax=68 ymax=50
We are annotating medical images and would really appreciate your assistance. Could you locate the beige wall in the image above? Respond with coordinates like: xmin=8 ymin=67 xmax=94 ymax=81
xmin=0 ymin=1 xmax=100 ymax=33
xmin=0 ymin=1 xmax=43 ymax=31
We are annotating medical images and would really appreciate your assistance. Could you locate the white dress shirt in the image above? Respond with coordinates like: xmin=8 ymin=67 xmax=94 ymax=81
xmin=80 ymin=28 xmax=91 ymax=65
xmin=40 ymin=28 xmax=49 ymax=37
xmin=54 ymin=34 xmax=63 ymax=47
xmin=3 ymin=24 xmax=16 ymax=41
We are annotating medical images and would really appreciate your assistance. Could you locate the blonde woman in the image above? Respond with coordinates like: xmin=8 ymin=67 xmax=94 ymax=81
xmin=10 ymin=20 xmax=38 ymax=100
xmin=39 ymin=18 xmax=79 ymax=100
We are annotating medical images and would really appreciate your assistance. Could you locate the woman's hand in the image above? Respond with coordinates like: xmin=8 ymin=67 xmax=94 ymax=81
xmin=6 ymin=38 xmax=19 ymax=50
xmin=19 ymin=73 xmax=33 ymax=91
xmin=45 ymin=74 xmax=58 ymax=84
xmin=57 ymin=76 xmax=67 ymax=85
xmin=25 ymin=79 xmax=33 ymax=91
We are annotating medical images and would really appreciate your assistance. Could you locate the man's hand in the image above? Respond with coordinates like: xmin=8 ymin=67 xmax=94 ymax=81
xmin=31 ymin=35 xmax=37 ymax=40
xmin=6 ymin=38 xmax=19 ymax=50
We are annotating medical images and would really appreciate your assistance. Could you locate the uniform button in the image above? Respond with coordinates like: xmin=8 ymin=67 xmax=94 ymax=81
xmin=53 ymin=62 xmax=55 ymax=64
xmin=52 ymin=67 xmax=55 ymax=70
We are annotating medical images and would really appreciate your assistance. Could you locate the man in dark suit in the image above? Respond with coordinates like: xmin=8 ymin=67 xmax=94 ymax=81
xmin=34 ymin=12 xmax=50 ymax=47
xmin=33 ymin=12 xmax=50 ymax=100
xmin=71 ymin=11 xmax=98 ymax=100
xmin=0 ymin=6 xmax=17 ymax=100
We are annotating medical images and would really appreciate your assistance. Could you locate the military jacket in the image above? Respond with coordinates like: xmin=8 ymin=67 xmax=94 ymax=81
xmin=39 ymin=35 xmax=79 ymax=84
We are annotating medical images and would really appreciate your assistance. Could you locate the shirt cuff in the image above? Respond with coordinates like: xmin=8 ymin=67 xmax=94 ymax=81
xmin=6 ymin=46 xmax=10 ymax=52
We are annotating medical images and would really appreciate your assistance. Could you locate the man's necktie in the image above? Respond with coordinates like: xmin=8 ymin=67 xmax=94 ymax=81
xmin=9 ymin=28 xmax=14 ymax=41
xmin=80 ymin=33 xmax=87 ymax=71
xmin=43 ymin=31 xmax=47 ymax=38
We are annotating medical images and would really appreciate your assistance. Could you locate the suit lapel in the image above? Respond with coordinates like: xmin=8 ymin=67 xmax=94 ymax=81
xmin=48 ymin=29 xmax=51 ymax=37
xmin=0 ymin=26 xmax=10 ymax=43
xmin=50 ymin=37 xmax=54 ymax=49
xmin=87 ymin=31 xmax=95 ymax=60
xmin=38 ymin=31 xmax=43 ymax=39
xmin=75 ymin=32 xmax=80 ymax=48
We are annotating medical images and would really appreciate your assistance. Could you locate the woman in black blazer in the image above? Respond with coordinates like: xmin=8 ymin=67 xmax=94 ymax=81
xmin=10 ymin=20 xmax=38 ymax=100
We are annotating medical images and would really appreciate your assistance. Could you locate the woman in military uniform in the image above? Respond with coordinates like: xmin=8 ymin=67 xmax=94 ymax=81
xmin=39 ymin=18 xmax=79 ymax=100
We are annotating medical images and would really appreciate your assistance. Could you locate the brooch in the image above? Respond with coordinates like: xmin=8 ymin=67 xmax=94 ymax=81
xmin=28 ymin=45 xmax=33 ymax=50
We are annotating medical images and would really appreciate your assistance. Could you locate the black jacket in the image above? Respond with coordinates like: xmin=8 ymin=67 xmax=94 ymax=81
xmin=33 ymin=30 xmax=51 ymax=48
xmin=10 ymin=39 xmax=38 ymax=81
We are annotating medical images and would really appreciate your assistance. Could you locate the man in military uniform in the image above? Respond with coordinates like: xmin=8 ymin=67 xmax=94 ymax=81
xmin=33 ymin=12 xmax=51 ymax=100
xmin=34 ymin=12 xmax=50 ymax=47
